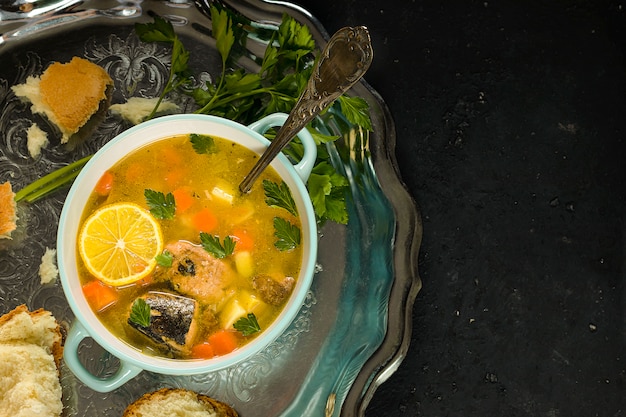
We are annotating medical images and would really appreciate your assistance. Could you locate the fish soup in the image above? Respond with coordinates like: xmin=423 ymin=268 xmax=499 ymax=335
xmin=77 ymin=133 xmax=304 ymax=360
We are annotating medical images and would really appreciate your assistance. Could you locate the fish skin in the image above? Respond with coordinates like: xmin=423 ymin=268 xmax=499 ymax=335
xmin=128 ymin=291 xmax=199 ymax=353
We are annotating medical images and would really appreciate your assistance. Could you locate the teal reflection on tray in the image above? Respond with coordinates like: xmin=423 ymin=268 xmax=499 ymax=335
xmin=281 ymin=122 xmax=396 ymax=416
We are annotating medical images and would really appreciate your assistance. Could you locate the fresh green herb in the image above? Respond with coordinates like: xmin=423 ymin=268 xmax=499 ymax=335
xmin=155 ymin=250 xmax=173 ymax=267
xmin=135 ymin=15 xmax=191 ymax=121
xmin=307 ymin=162 xmax=350 ymax=225
xmin=337 ymin=95 xmax=373 ymax=132
xmin=273 ymin=217 xmax=300 ymax=251
xmin=263 ymin=179 xmax=298 ymax=217
xmin=233 ymin=313 xmax=261 ymax=336
xmin=144 ymin=189 xmax=176 ymax=219
xmin=190 ymin=133 xmax=217 ymax=154
xmin=134 ymin=8 xmax=371 ymax=224
xmin=14 ymin=155 xmax=92 ymax=203
xmin=200 ymin=232 xmax=236 ymax=258
xmin=129 ymin=298 xmax=151 ymax=327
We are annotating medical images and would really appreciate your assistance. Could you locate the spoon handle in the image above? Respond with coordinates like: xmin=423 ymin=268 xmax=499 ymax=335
xmin=239 ymin=25 xmax=373 ymax=193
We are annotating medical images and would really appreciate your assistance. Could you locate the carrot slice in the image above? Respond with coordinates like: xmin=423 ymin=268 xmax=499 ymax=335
xmin=208 ymin=330 xmax=239 ymax=356
xmin=173 ymin=187 xmax=195 ymax=213
xmin=158 ymin=144 xmax=184 ymax=166
xmin=164 ymin=168 xmax=185 ymax=188
xmin=95 ymin=171 xmax=114 ymax=196
xmin=82 ymin=280 xmax=118 ymax=312
xmin=192 ymin=208 xmax=218 ymax=232
xmin=231 ymin=229 xmax=254 ymax=251
xmin=191 ymin=342 xmax=215 ymax=359
xmin=124 ymin=162 xmax=144 ymax=183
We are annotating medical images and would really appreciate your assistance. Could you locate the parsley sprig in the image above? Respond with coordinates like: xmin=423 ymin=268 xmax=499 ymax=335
xmin=144 ymin=189 xmax=176 ymax=219
xmin=200 ymin=232 xmax=236 ymax=258
xmin=135 ymin=16 xmax=191 ymax=120
xmin=273 ymin=217 xmax=301 ymax=251
xmin=190 ymin=133 xmax=217 ymax=154
xmin=129 ymin=298 xmax=151 ymax=328
xmin=263 ymin=179 xmax=298 ymax=217
xmin=233 ymin=313 xmax=261 ymax=336
xmin=134 ymin=7 xmax=373 ymax=224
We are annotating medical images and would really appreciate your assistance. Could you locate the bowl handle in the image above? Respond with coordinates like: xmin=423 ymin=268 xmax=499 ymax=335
xmin=63 ymin=321 xmax=143 ymax=393
xmin=248 ymin=113 xmax=317 ymax=182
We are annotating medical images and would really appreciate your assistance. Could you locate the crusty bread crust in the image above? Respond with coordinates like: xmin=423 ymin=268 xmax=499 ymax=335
xmin=39 ymin=56 xmax=113 ymax=136
xmin=0 ymin=181 xmax=17 ymax=239
xmin=123 ymin=388 xmax=239 ymax=417
xmin=0 ymin=304 xmax=63 ymax=370
xmin=11 ymin=56 xmax=113 ymax=144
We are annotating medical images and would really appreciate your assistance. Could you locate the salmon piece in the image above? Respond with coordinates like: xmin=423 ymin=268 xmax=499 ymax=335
xmin=128 ymin=291 xmax=199 ymax=354
xmin=155 ymin=241 xmax=235 ymax=304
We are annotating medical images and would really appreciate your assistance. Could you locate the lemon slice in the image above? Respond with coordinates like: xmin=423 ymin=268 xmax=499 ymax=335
xmin=78 ymin=202 xmax=163 ymax=287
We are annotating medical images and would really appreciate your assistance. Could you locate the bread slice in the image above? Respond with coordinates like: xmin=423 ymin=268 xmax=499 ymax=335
xmin=123 ymin=388 xmax=239 ymax=417
xmin=0 ymin=181 xmax=17 ymax=239
xmin=0 ymin=305 xmax=64 ymax=417
xmin=12 ymin=56 xmax=113 ymax=143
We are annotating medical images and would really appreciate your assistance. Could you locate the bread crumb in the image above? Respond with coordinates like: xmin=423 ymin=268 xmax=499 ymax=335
xmin=39 ymin=248 xmax=58 ymax=284
xmin=110 ymin=97 xmax=178 ymax=125
xmin=27 ymin=123 xmax=49 ymax=158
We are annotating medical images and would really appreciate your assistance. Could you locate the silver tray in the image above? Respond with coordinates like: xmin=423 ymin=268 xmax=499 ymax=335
xmin=0 ymin=1 xmax=422 ymax=415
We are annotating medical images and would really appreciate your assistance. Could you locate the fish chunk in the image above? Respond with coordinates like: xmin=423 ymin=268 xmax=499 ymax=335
xmin=252 ymin=275 xmax=295 ymax=306
xmin=155 ymin=241 xmax=235 ymax=304
xmin=128 ymin=291 xmax=199 ymax=354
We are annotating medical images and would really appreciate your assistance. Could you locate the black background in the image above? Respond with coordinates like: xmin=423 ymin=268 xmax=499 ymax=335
xmin=295 ymin=0 xmax=626 ymax=415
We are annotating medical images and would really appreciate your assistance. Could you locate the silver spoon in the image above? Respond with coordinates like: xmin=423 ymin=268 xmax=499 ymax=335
xmin=0 ymin=3 xmax=141 ymax=46
xmin=239 ymin=25 xmax=374 ymax=193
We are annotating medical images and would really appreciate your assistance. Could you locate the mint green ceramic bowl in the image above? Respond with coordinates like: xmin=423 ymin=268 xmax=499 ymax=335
xmin=57 ymin=113 xmax=318 ymax=392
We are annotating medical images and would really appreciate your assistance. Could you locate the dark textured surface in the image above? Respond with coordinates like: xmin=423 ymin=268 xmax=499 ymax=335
xmin=295 ymin=0 xmax=626 ymax=415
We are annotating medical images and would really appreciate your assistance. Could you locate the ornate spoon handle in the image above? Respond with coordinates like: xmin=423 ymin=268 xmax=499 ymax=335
xmin=239 ymin=25 xmax=373 ymax=193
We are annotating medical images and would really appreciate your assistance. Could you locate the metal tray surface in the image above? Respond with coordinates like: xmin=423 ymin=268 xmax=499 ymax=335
xmin=0 ymin=1 xmax=422 ymax=415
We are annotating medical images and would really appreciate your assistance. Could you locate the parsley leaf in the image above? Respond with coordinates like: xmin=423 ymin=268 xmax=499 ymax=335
xmin=273 ymin=217 xmax=301 ymax=251
xmin=145 ymin=189 xmax=176 ymax=219
xmin=129 ymin=298 xmax=151 ymax=328
xmin=135 ymin=15 xmax=191 ymax=120
xmin=307 ymin=162 xmax=349 ymax=225
xmin=211 ymin=6 xmax=235 ymax=66
xmin=263 ymin=180 xmax=298 ymax=217
xmin=190 ymin=133 xmax=217 ymax=154
xmin=233 ymin=313 xmax=261 ymax=336
xmin=155 ymin=250 xmax=173 ymax=267
xmin=134 ymin=9 xmax=371 ymax=225
xmin=200 ymin=233 xmax=236 ymax=258
xmin=135 ymin=15 xmax=175 ymax=42
xmin=337 ymin=95 xmax=373 ymax=132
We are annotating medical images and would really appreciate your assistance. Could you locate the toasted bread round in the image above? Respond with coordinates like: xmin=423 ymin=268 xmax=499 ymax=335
xmin=123 ymin=388 xmax=239 ymax=417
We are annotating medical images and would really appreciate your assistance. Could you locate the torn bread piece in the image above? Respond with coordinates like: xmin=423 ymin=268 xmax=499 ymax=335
xmin=123 ymin=388 xmax=238 ymax=417
xmin=12 ymin=56 xmax=113 ymax=144
xmin=39 ymin=247 xmax=58 ymax=284
xmin=0 ymin=182 xmax=17 ymax=239
xmin=110 ymin=96 xmax=178 ymax=125
xmin=26 ymin=123 xmax=49 ymax=158
xmin=0 ymin=305 xmax=64 ymax=417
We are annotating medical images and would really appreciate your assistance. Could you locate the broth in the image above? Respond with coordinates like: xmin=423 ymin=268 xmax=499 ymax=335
xmin=77 ymin=133 xmax=303 ymax=359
